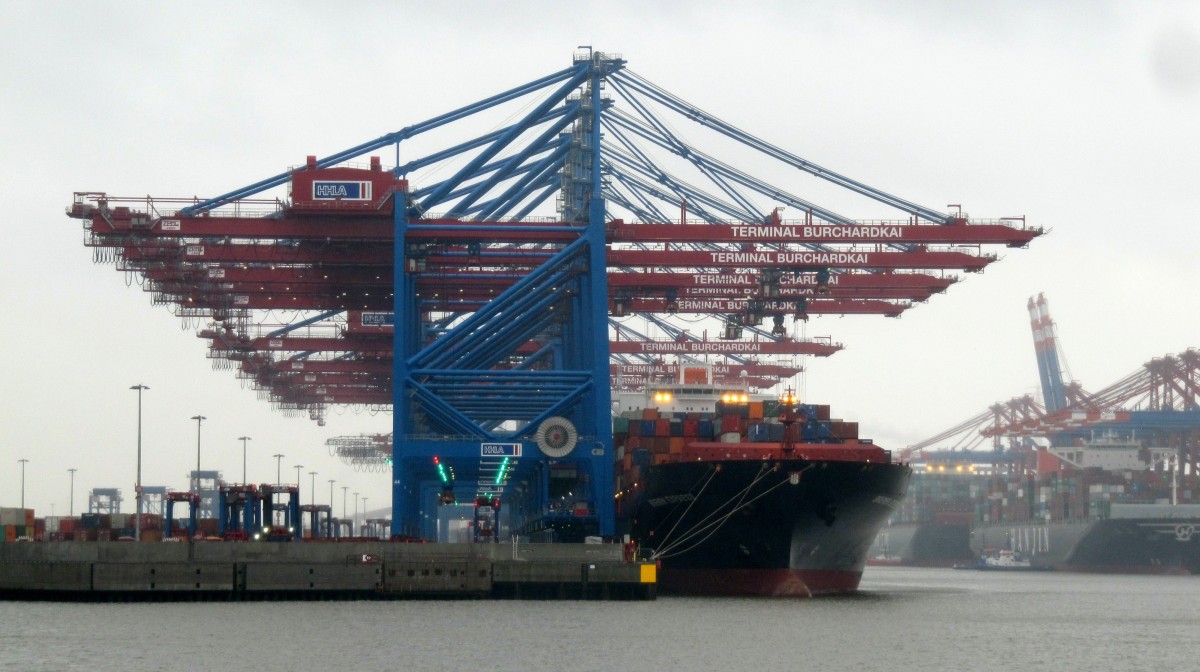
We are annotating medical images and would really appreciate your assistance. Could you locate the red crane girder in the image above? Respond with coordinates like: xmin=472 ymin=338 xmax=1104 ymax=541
xmin=607 ymin=219 xmax=1040 ymax=247
xmin=621 ymin=298 xmax=908 ymax=317
xmin=610 ymin=362 xmax=803 ymax=380
xmin=609 ymin=338 xmax=841 ymax=357
xmin=606 ymin=248 xmax=994 ymax=271
xmin=69 ymin=188 xmax=1034 ymax=415
xmin=608 ymin=270 xmax=956 ymax=292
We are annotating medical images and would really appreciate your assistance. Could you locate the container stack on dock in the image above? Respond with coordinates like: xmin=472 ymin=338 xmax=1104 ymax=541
xmin=887 ymin=473 xmax=980 ymax=526
xmin=16 ymin=513 xmax=207 ymax=542
xmin=891 ymin=465 xmax=1199 ymax=529
xmin=1 ymin=508 xmax=37 ymax=543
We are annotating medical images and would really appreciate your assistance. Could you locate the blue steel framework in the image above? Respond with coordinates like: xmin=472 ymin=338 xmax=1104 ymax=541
xmin=393 ymin=53 xmax=619 ymax=539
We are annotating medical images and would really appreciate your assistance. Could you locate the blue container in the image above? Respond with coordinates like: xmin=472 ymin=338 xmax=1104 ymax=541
xmin=697 ymin=420 xmax=715 ymax=439
xmin=748 ymin=423 xmax=771 ymax=442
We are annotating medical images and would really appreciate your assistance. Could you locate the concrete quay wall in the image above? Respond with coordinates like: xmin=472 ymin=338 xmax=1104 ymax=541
xmin=0 ymin=542 xmax=655 ymax=601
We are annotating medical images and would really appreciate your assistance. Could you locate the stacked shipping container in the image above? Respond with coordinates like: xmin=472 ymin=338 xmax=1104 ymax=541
xmin=612 ymin=401 xmax=854 ymax=504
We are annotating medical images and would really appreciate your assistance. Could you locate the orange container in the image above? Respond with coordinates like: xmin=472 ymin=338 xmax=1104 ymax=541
xmin=669 ymin=437 xmax=685 ymax=454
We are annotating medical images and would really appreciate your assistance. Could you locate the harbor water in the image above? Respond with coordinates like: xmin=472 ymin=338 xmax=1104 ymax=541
xmin=2 ymin=567 xmax=1197 ymax=672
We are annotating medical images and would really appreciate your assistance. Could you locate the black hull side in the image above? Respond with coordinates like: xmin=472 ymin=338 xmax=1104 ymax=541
xmin=630 ymin=459 xmax=911 ymax=595
xmin=1063 ymin=518 xmax=1200 ymax=574
xmin=870 ymin=523 xmax=975 ymax=567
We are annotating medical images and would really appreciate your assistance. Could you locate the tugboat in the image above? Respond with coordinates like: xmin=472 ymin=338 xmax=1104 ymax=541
xmin=955 ymin=548 xmax=1053 ymax=571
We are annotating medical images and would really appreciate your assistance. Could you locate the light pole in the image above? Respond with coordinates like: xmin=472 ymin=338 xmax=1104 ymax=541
xmin=18 ymin=459 xmax=29 ymax=509
xmin=68 ymin=468 xmax=77 ymax=517
xmin=353 ymin=491 xmax=359 ymax=535
xmin=293 ymin=465 xmax=304 ymax=534
xmin=328 ymin=479 xmax=336 ymax=537
xmin=131 ymin=384 xmax=148 ymax=541
xmin=273 ymin=454 xmax=285 ymax=485
xmin=190 ymin=415 xmax=206 ymax=473
xmin=238 ymin=436 xmax=251 ymax=484
xmin=341 ymin=486 xmax=348 ymax=519
xmin=308 ymin=471 xmax=317 ymax=507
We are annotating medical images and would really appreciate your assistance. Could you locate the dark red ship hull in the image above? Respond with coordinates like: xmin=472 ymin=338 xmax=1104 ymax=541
xmin=658 ymin=568 xmax=864 ymax=597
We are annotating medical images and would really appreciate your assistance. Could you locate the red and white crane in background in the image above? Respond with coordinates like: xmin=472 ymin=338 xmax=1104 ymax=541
xmin=899 ymin=294 xmax=1200 ymax=472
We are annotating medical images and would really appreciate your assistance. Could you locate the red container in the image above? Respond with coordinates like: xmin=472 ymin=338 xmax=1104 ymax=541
xmin=655 ymin=419 xmax=670 ymax=436
xmin=719 ymin=414 xmax=743 ymax=434
xmin=682 ymin=419 xmax=698 ymax=437
xmin=59 ymin=518 xmax=77 ymax=533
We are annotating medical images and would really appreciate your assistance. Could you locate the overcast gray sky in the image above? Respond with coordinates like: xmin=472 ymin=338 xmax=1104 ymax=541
xmin=2 ymin=1 xmax=1197 ymax=515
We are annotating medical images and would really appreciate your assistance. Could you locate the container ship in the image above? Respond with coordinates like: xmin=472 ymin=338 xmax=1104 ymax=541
xmin=613 ymin=365 xmax=911 ymax=596
xmin=869 ymin=436 xmax=1200 ymax=573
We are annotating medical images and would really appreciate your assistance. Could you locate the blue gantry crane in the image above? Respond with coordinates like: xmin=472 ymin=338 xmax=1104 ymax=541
xmin=68 ymin=49 xmax=1041 ymax=543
